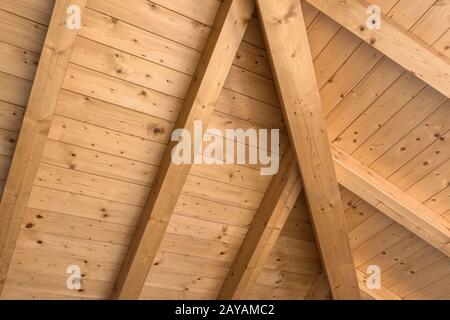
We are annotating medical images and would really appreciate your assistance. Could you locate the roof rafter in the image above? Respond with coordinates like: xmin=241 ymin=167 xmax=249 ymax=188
xmin=0 ymin=0 xmax=87 ymax=294
xmin=110 ymin=0 xmax=256 ymax=299
xmin=257 ymin=0 xmax=360 ymax=300
xmin=332 ymin=145 xmax=450 ymax=257
xmin=219 ymin=145 xmax=447 ymax=299
xmin=305 ymin=0 xmax=450 ymax=98
xmin=218 ymin=149 xmax=302 ymax=300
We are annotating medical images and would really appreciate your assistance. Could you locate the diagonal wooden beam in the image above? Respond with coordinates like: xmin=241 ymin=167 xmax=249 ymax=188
xmin=305 ymin=0 xmax=450 ymax=98
xmin=0 ymin=0 xmax=86 ymax=294
xmin=218 ymin=148 xmax=302 ymax=300
xmin=220 ymin=145 xmax=448 ymax=299
xmin=218 ymin=143 xmax=448 ymax=299
xmin=257 ymin=0 xmax=360 ymax=299
xmin=304 ymin=271 xmax=332 ymax=300
xmin=110 ymin=0 xmax=255 ymax=300
xmin=332 ymin=145 xmax=450 ymax=257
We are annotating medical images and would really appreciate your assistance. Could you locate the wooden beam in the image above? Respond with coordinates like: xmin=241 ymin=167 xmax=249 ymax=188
xmin=218 ymin=149 xmax=302 ymax=300
xmin=305 ymin=271 xmax=332 ymax=300
xmin=110 ymin=0 xmax=255 ymax=300
xmin=219 ymin=145 xmax=438 ymax=300
xmin=218 ymin=145 xmax=448 ymax=299
xmin=0 ymin=0 xmax=86 ymax=294
xmin=257 ymin=0 xmax=360 ymax=299
xmin=332 ymin=145 xmax=450 ymax=257
xmin=357 ymin=270 xmax=401 ymax=300
xmin=305 ymin=0 xmax=450 ymax=98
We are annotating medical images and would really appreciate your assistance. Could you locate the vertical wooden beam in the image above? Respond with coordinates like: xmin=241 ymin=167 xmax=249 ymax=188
xmin=257 ymin=0 xmax=360 ymax=299
xmin=218 ymin=148 xmax=302 ymax=299
xmin=0 ymin=0 xmax=86 ymax=294
xmin=111 ymin=0 xmax=255 ymax=299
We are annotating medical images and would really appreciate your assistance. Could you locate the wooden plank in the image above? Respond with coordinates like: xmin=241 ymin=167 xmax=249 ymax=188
xmin=434 ymin=29 xmax=450 ymax=59
xmin=145 ymin=270 xmax=223 ymax=298
xmin=352 ymin=87 xmax=446 ymax=166
xmin=389 ymin=132 xmax=450 ymax=191
xmin=353 ymin=223 xmax=412 ymax=267
xmin=4 ymin=270 xmax=112 ymax=299
xmin=304 ymin=271 xmax=331 ymax=300
xmin=48 ymin=115 xmax=167 ymax=165
xmin=16 ymin=229 xmax=126 ymax=265
xmin=379 ymin=245 xmax=445 ymax=288
xmin=42 ymin=139 xmax=158 ymax=187
xmin=319 ymin=42 xmax=384 ymax=116
xmin=254 ymin=268 xmax=315 ymax=293
xmin=157 ymin=233 xmax=240 ymax=263
xmin=257 ymin=0 xmax=359 ymax=299
xmin=28 ymin=186 xmax=143 ymax=227
xmin=334 ymin=72 xmax=426 ymax=154
xmin=307 ymin=13 xmax=340 ymax=60
xmin=0 ymin=0 xmax=87 ymax=295
xmin=387 ymin=0 xmax=436 ymax=31
xmin=225 ymin=65 xmax=280 ymax=106
xmin=0 ymin=101 xmax=25 ymax=133
xmin=358 ymin=234 xmax=429 ymax=278
xmin=314 ymin=28 xmax=361 ymax=89
xmin=0 ymin=42 xmax=40 ymax=81
xmin=0 ymin=0 xmax=55 ymax=25
xmin=87 ymin=0 xmax=211 ymax=51
xmin=0 ymin=155 xmax=11 ymax=180
xmin=410 ymin=0 xmax=450 ymax=46
xmin=0 ymin=129 xmax=18 ymax=158
xmin=326 ymin=58 xmax=404 ymax=141
xmin=9 ymin=249 xmax=119 ymax=282
xmin=110 ymin=0 xmax=255 ymax=300
xmin=332 ymin=145 xmax=450 ymax=257
xmin=150 ymin=0 xmax=220 ymax=26
xmin=405 ymin=274 xmax=450 ymax=300
xmin=389 ymin=258 xmax=450 ymax=298
xmin=356 ymin=270 xmax=402 ymax=300
xmin=370 ymin=101 xmax=450 ymax=178
xmin=63 ymin=64 xmax=183 ymax=122
xmin=151 ymin=251 xmax=230 ymax=280
xmin=22 ymin=208 xmax=134 ymax=246
xmin=55 ymin=90 xmax=174 ymax=143
xmin=70 ymin=37 xmax=192 ymax=100
xmin=165 ymin=214 xmax=247 ymax=246
xmin=34 ymin=163 xmax=149 ymax=206
xmin=0 ymin=10 xmax=47 ymax=53
xmin=173 ymin=194 xmax=255 ymax=228
xmin=218 ymin=149 xmax=302 ymax=299
xmin=305 ymin=0 xmax=450 ymax=98
xmin=0 ymin=72 xmax=32 ymax=107
xmin=79 ymin=8 xmax=201 ymax=76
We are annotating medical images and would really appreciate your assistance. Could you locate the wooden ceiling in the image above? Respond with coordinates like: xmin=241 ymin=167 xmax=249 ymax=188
xmin=0 ymin=0 xmax=448 ymax=300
